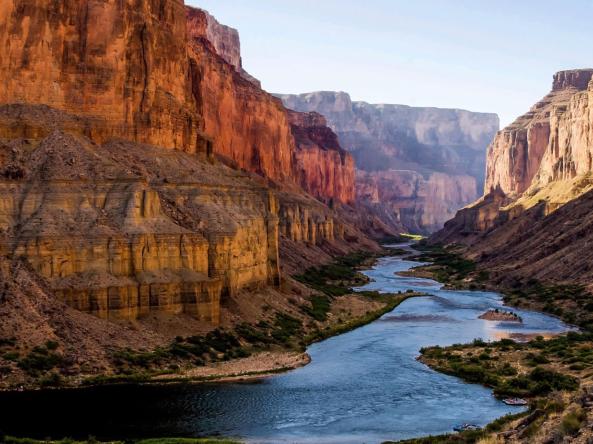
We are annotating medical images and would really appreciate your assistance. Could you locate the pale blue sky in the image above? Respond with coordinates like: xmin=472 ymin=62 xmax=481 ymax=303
xmin=187 ymin=0 xmax=592 ymax=127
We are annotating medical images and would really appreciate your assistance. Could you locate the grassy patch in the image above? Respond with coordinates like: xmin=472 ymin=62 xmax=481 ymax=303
xmin=294 ymin=251 xmax=373 ymax=297
xmin=412 ymin=245 xmax=476 ymax=286
xmin=421 ymin=338 xmax=579 ymax=398
xmin=503 ymin=280 xmax=593 ymax=330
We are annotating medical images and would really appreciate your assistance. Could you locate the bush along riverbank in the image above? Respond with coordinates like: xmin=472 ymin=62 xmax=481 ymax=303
xmin=402 ymin=242 xmax=593 ymax=443
xmin=0 ymin=248 xmax=424 ymax=391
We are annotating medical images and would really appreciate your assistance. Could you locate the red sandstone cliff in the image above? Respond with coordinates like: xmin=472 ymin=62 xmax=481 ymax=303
xmin=485 ymin=69 xmax=593 ymax=198
xmin=185 ymin=7 xmax=354 ymax=204
xmin=287 ymin=111 xmax=355 ymax=204
xmin=0 ymin=0 xmax=207 ymax=154
xmin=0 ymin=1 xmax=378 ymax=389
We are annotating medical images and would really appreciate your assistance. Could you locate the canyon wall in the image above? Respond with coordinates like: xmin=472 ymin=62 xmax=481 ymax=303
xmin=432 ymin=69 xmax=593 ymax=286
xmin=0 ymin=1 xmax=366 ymax=325
xmin=287 ymin=110 xmax=355 ymax=205
xmin=437 ymin=69 xmax=593 ymax=244
xmin=0 ymin=0 xmax=207 ymax=154
xmin=278 ymin=91 xmax=499 ymax=232
xmin=0 ymin=112 xmax=281 ymax=323
xmin=185 ymin=7 xmax=354 ymax=204
xmin=485 ymin=69 xmax=593 ymax=198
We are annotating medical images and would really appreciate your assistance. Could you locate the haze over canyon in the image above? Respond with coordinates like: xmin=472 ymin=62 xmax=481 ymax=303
xmin=0 ymin=1 xmax=593 ymax=443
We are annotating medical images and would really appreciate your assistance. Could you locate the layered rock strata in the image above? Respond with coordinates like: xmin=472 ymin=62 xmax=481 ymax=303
xmin=0 ymin=0 xmax=207 ymax=154
xmin=278 ymin=91 xmax=499 ymax=232
xmin=0 ymin=110 xmax=281 ymax=323
xmin=0 ymin=1 xmax=365 ymax=325
xmin=287 ymin=110 xmax=355 ymax=205
xmin=485 ymin=69 xmax=593 ymax=198
xmin=437 ymin=69 xmax=593 ymax=243
xmin=432 ymin=69 xmax=593 ymax=287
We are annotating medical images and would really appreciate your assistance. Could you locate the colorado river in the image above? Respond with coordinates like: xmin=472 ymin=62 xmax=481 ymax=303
xmin=0 ymin=247 xmax=571 ymax=443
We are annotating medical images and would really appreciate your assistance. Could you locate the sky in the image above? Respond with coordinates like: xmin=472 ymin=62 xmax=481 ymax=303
xmin=187 ymin=0 xmax=592 ymax=127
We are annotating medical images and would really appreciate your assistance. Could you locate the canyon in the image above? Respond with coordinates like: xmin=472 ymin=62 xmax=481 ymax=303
xmin=433 ymin=69 xmax=593 ymax=288
xmin=0 ymin=0 xmax=375 ymax=387
xmin=279 ymin=91 xmax=499 ymax=233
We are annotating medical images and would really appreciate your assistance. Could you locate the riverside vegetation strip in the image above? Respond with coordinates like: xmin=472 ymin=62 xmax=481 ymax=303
xmin=0 ymin=248 xmax=424 ymax=390
xmin=395 ymin=242 xmax=593 ymax=443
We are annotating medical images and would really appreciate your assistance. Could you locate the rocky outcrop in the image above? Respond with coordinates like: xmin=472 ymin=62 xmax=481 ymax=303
xmin=485 ymin=69 xmax=593 ymax=198
xmin=0 ymin=0 xmax=207 ymax=154
xmin=356 ymin=170 xmax=478 ymax=233
xmin=0 ymin=1 xmax=369 ymax=327
xmin=278 ymin=91 xmax=499 ymax=232
xmin=441 ymin=69 xmax=593 ymax=241
xmin=287 ymin=111 xmax=355 ymax=204
xmin=185 ymin=7 xmax=260 ymax=86
xmin=0 ymin=110 xmax=281 ymax=322
xmin=186 ymin=8 xmax=354 ymax=204
xmin=432 ymin=69 xmax=593 ymax=288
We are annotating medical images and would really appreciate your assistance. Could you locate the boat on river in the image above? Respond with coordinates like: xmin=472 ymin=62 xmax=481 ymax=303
xmin=453 ymin=423 xmax=481 ymax=432
xmin=503 ymin=397 xmax=528 ymax=406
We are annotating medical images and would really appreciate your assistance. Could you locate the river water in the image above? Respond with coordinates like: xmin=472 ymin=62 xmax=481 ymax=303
xmin=0 ymin=247 xmax=571 ymax=443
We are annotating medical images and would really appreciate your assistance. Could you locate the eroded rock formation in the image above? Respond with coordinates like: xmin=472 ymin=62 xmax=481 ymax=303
xmin=432 ymin=69 xmax=593 ymax=287
xmin=0 ymin=0 xmax=207 ymax=154
xmin=287 ymin=111 xmax=355 ymax=205
xmin=278 ymin=91 xmax=499 ymax=232
xmin=0 ymin=1 xmax=366 ymax=326
xmin=485 ymin=69 xmax=593 ymax=198
xmin=0 ymin=111 xmax=282 ymax=323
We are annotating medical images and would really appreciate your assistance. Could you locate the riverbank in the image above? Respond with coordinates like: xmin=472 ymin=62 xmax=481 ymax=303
xmin=0 ymin=248 xmax=424 ymax=392
xmin=1 ymin=244 xmax=571 ymax=443
xmin=403 ymin=242 xmax=593 ymax=443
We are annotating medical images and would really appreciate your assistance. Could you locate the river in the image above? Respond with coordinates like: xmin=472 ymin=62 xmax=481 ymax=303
xmin=0 ymin=246 xmax=571 ymax=443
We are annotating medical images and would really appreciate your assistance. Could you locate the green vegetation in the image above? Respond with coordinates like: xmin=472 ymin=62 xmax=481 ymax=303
xmin=559 ymin=408 xmax=587 ymax=437
xmin=293 ymin=251 xmax=377 ymax=323
xmin=503 ymin=280 xmax=593 ymax=330
xmin=421 ymin=337 xmax=580 ymax=398
xmin=294 ymin=251 xmax=373 ymax=297
xmin=413 ymin=245 xmax=476 ymax=286
xmin=384 ymin=412 xmax=527 ymax=443
xmin=17 ymin=342 xmax=64 ymax=377
xmin=379 ymin=233 xmax=424 ymax=244
xmin=304 ymin=292 xmax=422 ymax=344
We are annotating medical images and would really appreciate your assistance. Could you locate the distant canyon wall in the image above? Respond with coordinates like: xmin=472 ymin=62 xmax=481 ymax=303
xmin=278 ymin=91 xmax=499 ymax=233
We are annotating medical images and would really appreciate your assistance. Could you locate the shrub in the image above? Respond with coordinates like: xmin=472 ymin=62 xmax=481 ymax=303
xmin=560 ymin=409 xmax=586 ymax=437
xmin=17 ymin=347 xmax=64 ymax=376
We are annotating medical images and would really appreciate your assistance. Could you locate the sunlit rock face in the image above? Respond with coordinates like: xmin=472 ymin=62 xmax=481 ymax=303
xmin=445 ymin=69 xmax=593 ymax=238
xmin=0 ymin=115 xmax=282 ymax=323
xmin=485 ymin=69 xmax=593 ymax=198
xmin=0 ymin=0 xmax=207 ymax=154
xmin=0 ymin=1 xmax=365 ymax=324
xmin=287 ymin=111 xmax=355 ymax=205
xmin=278 ymin=91 xmax=499 ymax=233
xmin=186 ymin=7 xmax=355 ymax=204
xmin=431 ymin=69 xmax=593 ymax=286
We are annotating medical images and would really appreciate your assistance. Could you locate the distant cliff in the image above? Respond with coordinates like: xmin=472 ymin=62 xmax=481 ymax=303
xmin=278 ymin=91 xmax=499 ymax=232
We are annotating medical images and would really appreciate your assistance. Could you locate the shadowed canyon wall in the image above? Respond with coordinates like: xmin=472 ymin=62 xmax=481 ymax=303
xmin=278 ymin=92 xmax=499 ymax=233
xmin=0 ymin=1 xmax=363 ymax=324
